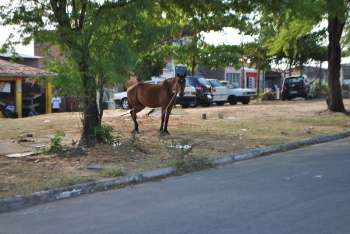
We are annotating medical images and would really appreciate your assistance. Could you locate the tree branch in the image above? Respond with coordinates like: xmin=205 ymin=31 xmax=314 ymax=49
xmin=78 ymin=0 xmax=87 ymax=30
xmin=72 ymin=0 xmax=79 ymax=29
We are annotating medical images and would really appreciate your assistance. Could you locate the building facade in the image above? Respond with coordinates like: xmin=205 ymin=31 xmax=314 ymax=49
xmin=224 ymin=66 xmax=262 ymax=90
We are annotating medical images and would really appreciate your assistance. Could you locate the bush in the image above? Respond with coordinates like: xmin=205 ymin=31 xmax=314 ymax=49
xmin=47 ymin=131 xmax=66 ymax=154
xmin=311 ymin=80 xmax=328 ymax=97
xmin=94 ymin=125 xmax=116 ymax=144
xmin=259 ymin=91 xmax=275 ymax=101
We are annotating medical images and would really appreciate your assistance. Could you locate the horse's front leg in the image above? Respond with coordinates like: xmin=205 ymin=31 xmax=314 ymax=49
xmin=163 ymin=106 xmax=174 ymax=135
xmin=160 ymin=108 xmax=165 ymax=132
xmin=130 ymin=109 xmax=139 ymax=134
xmin=131 ymin=105 xmax=144 ymax=134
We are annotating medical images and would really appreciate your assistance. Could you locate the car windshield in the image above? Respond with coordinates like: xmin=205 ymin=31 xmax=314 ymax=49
xmin=185 ymin=79 xmax=194 ymax=87
xmin=198 ymin=78 xmax=211 ymax=86
xmin=186 ymin=77 xmax=198 ymax=87
xmin=209 ymin=80 xmax=224 ymax=87
xmin=285 ymin=77 xmax=304 ymax=85
xmin=227 ymin=83 xmax=238 ymax=89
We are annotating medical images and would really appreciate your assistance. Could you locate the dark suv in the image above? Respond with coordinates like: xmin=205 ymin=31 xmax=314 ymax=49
xmin=281 ymin=76 xmax=309 ymax=100
xmin=186 ymin=76 xmax=213 ymax=106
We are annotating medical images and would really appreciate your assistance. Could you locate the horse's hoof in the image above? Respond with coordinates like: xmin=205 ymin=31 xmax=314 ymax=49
xmin=132 ymin=130 xmax=140 ymax=134
xmin=161 ymin=130 xmax=170 ymax=135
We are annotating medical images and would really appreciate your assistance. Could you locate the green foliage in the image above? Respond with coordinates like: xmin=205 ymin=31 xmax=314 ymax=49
xmin=342 ymin=23 xmax=350 ymax=56
xmin=242 ymin=41 xmax=271 ymax=72
xmin=94 ymin=125 xmax=116 ymax=145
xmin=257 ymin=0 xmax=348 ymax=112
xmin=259 ymin=91 xmax=276 ymax=101
xmin=172 ymin=39 xmax=242 ymax=73
xmin=134 ymin=51 xmax=167 ymax=80
xmin=47 ymin=131 xmax=66 ymax=154
xmin=48 ymin=59 xmax=82 ymax=96
xmin=200 ymin=44 xmax=242 ymax=69
xmin=311 ymin=80 xmax=329 ymax=97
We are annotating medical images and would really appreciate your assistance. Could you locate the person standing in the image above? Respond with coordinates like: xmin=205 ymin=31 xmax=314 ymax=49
xmin=51 ymin=94 xmax=61 ymax=113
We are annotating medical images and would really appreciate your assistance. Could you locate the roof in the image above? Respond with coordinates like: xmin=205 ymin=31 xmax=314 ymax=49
xmin=0 ymin=59 xmax=55 ymax=78
xmin=0 ymin=52 xmax=42 ymax=59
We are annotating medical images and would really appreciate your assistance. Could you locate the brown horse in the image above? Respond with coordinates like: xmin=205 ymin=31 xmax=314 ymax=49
xmin=127 ymin=76 xmax=186 ymax=134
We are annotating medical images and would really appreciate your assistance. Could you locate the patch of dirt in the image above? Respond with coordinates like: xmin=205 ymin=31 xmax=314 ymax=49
xmin=0 ymin=99 xmax=350 ymax=197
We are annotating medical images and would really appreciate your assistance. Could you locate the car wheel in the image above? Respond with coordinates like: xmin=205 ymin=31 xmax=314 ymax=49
xmin=121 ymin=98 xmax=129 ymax=110
xmin=181 ymin=104 xmax=189 ymax=108
xmin=228 ymin=96 xmax=237 ymax=105
xmin=241 ymin=97 xmax=250 ymax=105
xmin=216 ymin=101 xmax=225 ymax=106
xmin=200 ymin=99 xmax=211 ymax=107
xmin=190 ymin=100 xmax=198 ymax=107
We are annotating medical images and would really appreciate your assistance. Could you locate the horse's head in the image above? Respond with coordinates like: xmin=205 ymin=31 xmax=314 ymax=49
xmin=175 ymin=75 xmax=186 ymax=98
xmin=174 ymin=64 xmax=187 ymax=98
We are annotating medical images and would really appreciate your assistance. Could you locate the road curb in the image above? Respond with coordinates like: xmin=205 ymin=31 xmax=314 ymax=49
xmin=212 ymin=130 xmax=350 ymax=166
xmin=1 ymin=130 xmax=350 ymax=213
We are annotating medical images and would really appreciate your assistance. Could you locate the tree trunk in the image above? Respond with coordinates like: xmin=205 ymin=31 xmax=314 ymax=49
xmin=288 ymin=60 xmax=293 ymax=76
xmin=98 ymin=75 xmax=105 ymax=124
xmin=80 ymin=62 xmax=100 ymax=146
xmin=327 ymin=16 xmax=345 ymax=112
xmin=318 ymin=61 xmax=323 ymax=97
xmin=191 ymin=55 xmax=196 ymax=75
xmin=257 ymin=67 xmax=260 ymax=94
xmin=241 ymin=58 xmax=245 ymax=88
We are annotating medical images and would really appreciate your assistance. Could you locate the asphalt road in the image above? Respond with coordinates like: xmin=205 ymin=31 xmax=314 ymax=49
xmin=1 ymin=138 xmax=350 ymax=234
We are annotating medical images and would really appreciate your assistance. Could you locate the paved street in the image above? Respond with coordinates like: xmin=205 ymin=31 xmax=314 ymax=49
xmin=1 ymin=138 xmax=350 ymax=234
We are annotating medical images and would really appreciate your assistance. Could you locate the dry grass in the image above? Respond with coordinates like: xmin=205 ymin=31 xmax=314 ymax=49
xmin=0 ymin=99 xmax=350 ymax=197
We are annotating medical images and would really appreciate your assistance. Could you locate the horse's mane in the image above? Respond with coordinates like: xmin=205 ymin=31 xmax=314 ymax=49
xmin=162 ymin=78 xmax=177 ymax=93
xmin=127 ymin=73 xmax=139 ymax=88
xmin=163 ymin=77 xmax=176 ymax=86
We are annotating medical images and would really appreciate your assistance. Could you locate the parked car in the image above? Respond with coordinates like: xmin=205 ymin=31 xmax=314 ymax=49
xmin=207 ymin=79 xmax=228 ymax=105
xmin=208 ymin=79 xmax=256 ymax=105
xmin=185 ymin=76 xmax=213 ymax=106
xmin=228 ymin=87 xmax=256 ymax=105
xmin=176 ymin=79 xmax=197 ymax=108
xmin=219 ymin=80 xmax=228 ymax=86
xmin=281 ymin=76 xmax=310 ymax=100
xmin=113 ymin=79 xmax=162 ymax=109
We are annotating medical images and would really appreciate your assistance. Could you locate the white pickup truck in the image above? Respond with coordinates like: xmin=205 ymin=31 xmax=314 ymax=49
xmin=207 ymin=79 xmax=256 ymax=105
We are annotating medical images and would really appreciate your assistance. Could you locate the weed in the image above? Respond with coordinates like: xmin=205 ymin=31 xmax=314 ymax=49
xmin=47 ymin=131 xmax=66 ymax=154
xmin=259 ymin=91 xmax=275 ymax=101
xmin=94 ymin=125 xmax=116 ymax=144
xmin=174 ymin=157 xmax=213 ymax=175
xmin=100 ymin=167 xmax=125 ymax=177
